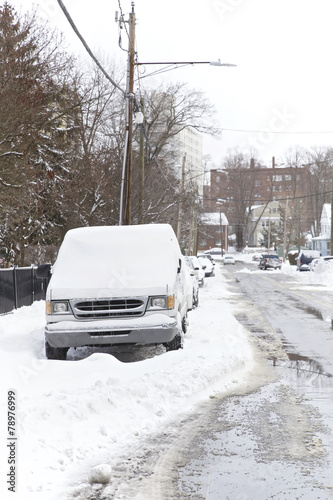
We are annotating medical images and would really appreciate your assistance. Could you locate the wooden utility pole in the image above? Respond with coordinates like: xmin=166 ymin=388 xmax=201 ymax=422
xmin=176 ymin=155 xmax=186 ymax=242
xmin=139 ymin=97 xmax=145 ymax=224
xmin=188 ymin=197 xmax=194 ymax=255
xmin=119 ymin=3 xmax=135 ymax=225
xmin=219 ymin=209 xmax=223 ymax=255
xmin=268 ymin=210 xmax=271 ymax=252
xmin=283 ymin=198 xmax=289 ymax=262
xmin=331 ymin=165 xmax=333 ymax=255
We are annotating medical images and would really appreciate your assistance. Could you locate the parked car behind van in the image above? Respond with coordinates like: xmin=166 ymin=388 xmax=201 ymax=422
xmin=185 ymin=257 xmax=199 ymax=307
xmin=296 ymin=250 xmax=321 ymax=271
xmin=37 ymin=224 xmax=191 ymax=359
xmin=187 ymin=256 xmax=205 ymax=287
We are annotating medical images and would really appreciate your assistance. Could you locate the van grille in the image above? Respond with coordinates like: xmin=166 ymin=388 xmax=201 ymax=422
xmin=71 ymin=298 xmax=146 ymax=319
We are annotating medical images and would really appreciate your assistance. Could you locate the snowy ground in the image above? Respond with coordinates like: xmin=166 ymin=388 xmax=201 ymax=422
xmin=0 ymin=251 xmax=332 ymax=500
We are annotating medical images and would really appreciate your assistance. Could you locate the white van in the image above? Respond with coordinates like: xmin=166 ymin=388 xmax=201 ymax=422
xmin=37 ymin=224 xmax=190 ymax=359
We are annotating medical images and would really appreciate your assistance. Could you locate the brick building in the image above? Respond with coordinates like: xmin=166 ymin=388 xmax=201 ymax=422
xmin=202 ymin=161 xmax=309 ymax=248
xmin=197 ymin=212 xmax=229 ymax=253
xmin=208 ymin=164 xmax=303 ymax=211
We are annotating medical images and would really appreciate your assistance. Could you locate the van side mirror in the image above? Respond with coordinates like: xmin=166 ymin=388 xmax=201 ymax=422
xmin=177 ymin=259 xmax=182 ymax=274
xmin=36 ymin=263 xmax=52 ymax=279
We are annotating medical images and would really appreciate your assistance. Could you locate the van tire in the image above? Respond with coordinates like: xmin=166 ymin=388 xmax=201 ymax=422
xmin=45 ymin=341 xmax=68 ymax=360
xmin=165 ymin=332 xmax=183 ymax=352
xmin=182 ymin=314 xmax=188 ymax=334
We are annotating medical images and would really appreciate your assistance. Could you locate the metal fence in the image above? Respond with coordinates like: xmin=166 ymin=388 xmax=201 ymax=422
xmin=0 ymin=267 xmax=49 ymax=315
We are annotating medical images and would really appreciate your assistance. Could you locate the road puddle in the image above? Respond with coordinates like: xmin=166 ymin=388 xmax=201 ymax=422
xmin=235 ymin=312 xmax=333 ymax=384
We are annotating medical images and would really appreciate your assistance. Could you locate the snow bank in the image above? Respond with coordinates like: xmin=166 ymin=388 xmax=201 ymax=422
xmin=0 ymin=265 xmax=254 ymax=500
xmin=236 ymin=249 xmax=333 ymax=289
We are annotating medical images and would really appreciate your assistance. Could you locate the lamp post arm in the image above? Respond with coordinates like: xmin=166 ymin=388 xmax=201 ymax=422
xmin=136 ymin=61 xmax=236 ymax=67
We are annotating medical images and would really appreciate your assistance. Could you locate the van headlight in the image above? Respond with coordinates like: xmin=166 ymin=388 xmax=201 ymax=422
xmin=46 ymin=301 xmax=70 ymax=314
xmin=147 ymin=295 xmax=175 ymax=310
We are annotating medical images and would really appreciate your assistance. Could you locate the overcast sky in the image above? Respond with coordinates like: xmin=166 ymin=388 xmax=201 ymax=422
xmin=9 ymin=0 xmax=333 ymax=167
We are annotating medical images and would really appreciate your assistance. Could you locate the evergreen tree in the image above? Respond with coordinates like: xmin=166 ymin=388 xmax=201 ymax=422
xmin=0 ymin=2 xmax=78 ymax=265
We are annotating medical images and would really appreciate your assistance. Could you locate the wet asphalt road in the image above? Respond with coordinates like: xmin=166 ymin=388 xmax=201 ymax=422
xmin=70 ymin=261 xmax=333 ymax=500
xmin=176 ymin=261 xmax=333 ymax=499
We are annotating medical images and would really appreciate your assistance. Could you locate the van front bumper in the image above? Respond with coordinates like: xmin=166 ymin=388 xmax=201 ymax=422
xmin=45 ymin=314 xmax=178 ymax=348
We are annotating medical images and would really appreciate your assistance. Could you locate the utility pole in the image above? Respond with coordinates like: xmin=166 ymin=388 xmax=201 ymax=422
xmin=139 ymin=97 xmax=145 ymax=224
xmin=119 ymin=2 xmax=135 ymax=225
xmin=283 ymin=198 xmax=289 ymax=262
xmin=193 ymin=199 xmax=199 ymax=255
xmin=176 ymin=155 xmax=186 ymax=242
xmin=297 ymin=198 xmax=301 ymax=253
xmin=188 ymin=196 xmax=194 ymax=255
xmin=267 ymin=210 xmax=271 ymax=252
xmin=331 ymin=165 xmax=333 ymax=255
xmin=116 ymin=4 xmax=235 ymax=226
xmin=219 ymin=208 xmax=223 ymax=255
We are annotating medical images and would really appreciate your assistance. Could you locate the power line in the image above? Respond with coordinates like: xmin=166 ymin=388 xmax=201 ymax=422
xmin=56 ymin=0 xmax=125 ymax=96
xmin=222 ymin=128 xmax=333 ymax=134
xmin=208 ymin=189 xmax=333 ymax=205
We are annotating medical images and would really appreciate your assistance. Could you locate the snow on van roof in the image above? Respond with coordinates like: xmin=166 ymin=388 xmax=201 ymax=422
xmin=50 ymin=224 xmax=182 ymax=296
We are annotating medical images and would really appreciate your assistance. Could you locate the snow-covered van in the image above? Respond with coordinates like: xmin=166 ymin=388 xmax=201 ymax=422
xmin=37 ymin=224 xmax=190 ymax=359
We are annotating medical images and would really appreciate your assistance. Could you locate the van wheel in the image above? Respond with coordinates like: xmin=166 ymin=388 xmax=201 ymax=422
xmin=182 ymin=316 xmax=187 ymax=334
xmin=45 ymin=341 xmax=68 ymax=360
xmin=165 ymin=332 xmax=183 ymax=352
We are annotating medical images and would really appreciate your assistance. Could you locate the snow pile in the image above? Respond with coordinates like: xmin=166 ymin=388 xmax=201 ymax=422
xmin=0 ymin=265 xmax=254 ymax=500
xmin=311 ymin=259 xmax=333 ymax=286
xmin=236 ymin=250 xmax=333 ymax=288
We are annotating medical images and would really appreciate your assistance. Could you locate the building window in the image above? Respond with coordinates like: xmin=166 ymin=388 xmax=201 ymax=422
xmin=255 ymin=180 xmax=261 ymax=186
xmin=273 ymin=175 xmax=282 ymax=181
xmin=285 ymin=175 xmax=292 ymax=181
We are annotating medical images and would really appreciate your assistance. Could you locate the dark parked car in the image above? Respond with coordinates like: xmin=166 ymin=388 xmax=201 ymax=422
xmin=258 ymin=254 xmax=281 ymax=270
xmin=296 ymin=250 xmax=321 ymax=271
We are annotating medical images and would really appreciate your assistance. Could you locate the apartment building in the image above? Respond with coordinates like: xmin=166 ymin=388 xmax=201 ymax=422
xmin=172 ymin=127 xmax=203 ymax=198
xmin=209 ymin=165 xmax=303 ymax=211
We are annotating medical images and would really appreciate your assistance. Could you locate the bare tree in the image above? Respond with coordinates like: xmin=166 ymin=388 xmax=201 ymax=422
xmin=128 ymin=82 xmax=220 ymax=229
xmin=301 ymin=146 xmax=333 ymax=236
xmin=221 ymin=149 xmax=263 ymax=250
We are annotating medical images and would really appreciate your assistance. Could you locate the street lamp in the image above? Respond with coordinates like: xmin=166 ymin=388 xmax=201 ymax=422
xmin=118 ymin=5 xmax=236 ymax=225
